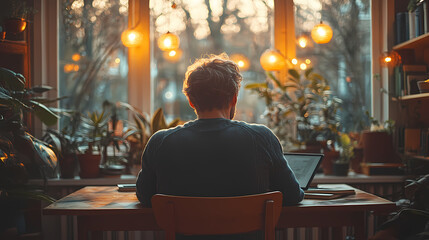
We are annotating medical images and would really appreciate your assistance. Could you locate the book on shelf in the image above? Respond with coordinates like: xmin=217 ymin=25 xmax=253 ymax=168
xmin=396 ymin=12 xmax=409 ymax=44
xmin=399 ymin=128 xmax=429 ymax=157
xmin=407 ymin=74 xmax=428 ymax=95
xmin=420 ymin=128 xmax=429 ymax=156
xmin=410 ymin=10 xmax=417 ymax=39
xmin=424 ymin=1 xmax=429 ymax=33
xmin=394 ymin=64 xmax=428 ymax=96
xmin=405 ymin=128 xmax=421 ymax=154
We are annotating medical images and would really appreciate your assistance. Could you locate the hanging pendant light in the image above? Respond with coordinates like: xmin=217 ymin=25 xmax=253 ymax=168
xmin=121 ymin=0 xmax=143 ymax=47
xmin=311 ymin=21 xmax=333 ymax=44
xmin=230 ymin=54 xmax=250 ymax=72
xmin=121 ymin=29 xmax=143 ymax=47
xmin=158 ymin=32 xmax=180 ymax=51
xmin=260 ymin=49 xmax=286 ymax=71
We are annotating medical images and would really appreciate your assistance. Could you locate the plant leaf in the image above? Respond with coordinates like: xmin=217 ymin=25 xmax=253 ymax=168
xmin=30 ymin=100 xmax=59 ymax=126
xmin=288 ymin=69 xmax=300 ymax=80
xmin=151 ymin=108 xmax=167 ymax=134
xmin=167 ymin=118 xmax=181 ymax=128
xmin=0 ymin=67 xmax=25 ymax=91
xmin=244 ymin=82 xmax=268 ymax=89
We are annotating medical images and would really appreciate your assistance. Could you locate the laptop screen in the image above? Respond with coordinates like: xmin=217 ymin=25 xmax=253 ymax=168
xmin=284 ymin=153 xmax=324 ymax=190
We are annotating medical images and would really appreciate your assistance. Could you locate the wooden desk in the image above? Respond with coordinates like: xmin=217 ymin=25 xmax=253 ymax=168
xmin=43 ymin=185 xmax=396 ymax=240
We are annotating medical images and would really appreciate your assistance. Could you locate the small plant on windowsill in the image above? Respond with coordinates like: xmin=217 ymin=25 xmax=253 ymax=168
xmin=119 ymin=103 xmax=181 ymax=170
xmin=333 ymin=133 xmax=356 ymax=176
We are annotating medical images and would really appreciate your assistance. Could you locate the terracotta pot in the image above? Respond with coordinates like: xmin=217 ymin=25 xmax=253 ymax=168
xmin=321 ymin=150 xmax=339 ymax=175
xmin=361 ymin=131 xmax=394 ymax=163
xmin=333 ymin=162 xmax=349 ymax=176
xmin=4 ymin=18 xmax=27 ymax=34
xmin=60 ymin=154 xmax=77 ymax=179
xmin=78 ymin=153 xmax=101 ymax=178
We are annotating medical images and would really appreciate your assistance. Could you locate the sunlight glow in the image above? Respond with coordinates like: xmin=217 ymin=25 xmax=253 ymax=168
xmin=291 ymin=58 xmax=298 ymax=65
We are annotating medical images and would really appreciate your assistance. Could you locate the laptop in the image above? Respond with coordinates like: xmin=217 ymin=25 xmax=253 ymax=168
xmin=283 ymin=152 xmax=324 ymax=190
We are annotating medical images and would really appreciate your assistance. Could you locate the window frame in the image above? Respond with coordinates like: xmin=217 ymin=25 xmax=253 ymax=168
xmin=33 ymin=0 xmax=387 ymax=136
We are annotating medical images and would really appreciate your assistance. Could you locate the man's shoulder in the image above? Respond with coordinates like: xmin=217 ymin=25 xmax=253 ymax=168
xmin=230 ymin=120 xmax=275 ymax=136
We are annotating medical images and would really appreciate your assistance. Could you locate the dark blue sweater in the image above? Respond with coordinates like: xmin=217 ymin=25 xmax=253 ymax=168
xmin=136 ymin=118 xmax=304 ymax=207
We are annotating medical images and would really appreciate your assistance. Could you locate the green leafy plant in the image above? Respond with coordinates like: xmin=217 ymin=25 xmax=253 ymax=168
xmin=119 ymin=103 xmax=181 ymax=165
xmin=365 ymin=111 xmax=395 ymax=135
xmin=246 ymin=68 xmax=341 ymax=150
xmin=336 ymin=133 xmax=355 ymax=164
xmin=0 ymin=67 xmax=57 ymax=230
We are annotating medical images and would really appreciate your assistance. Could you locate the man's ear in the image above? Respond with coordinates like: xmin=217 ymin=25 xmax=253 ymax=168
xmin=231 ymin=94 xmax=238 ymax=106
xmin=188 ymin=99 xmax=195 ymax=109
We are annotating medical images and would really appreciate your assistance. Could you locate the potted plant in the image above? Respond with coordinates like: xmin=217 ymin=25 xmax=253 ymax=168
xmin=361 ymin=113 xmax=397 ymax=164
xmin=119 ymin=103 xmax=181 ymax=172
xmin=42 ymin=128 xmax=80 ymax=179
xmin=75 ymin=110 xmax=109 ymax=178
xmin=245 ymin=68 xmax=341 ymax=152
xmin=3 ymin=1 xmax=37 ymax=35
xmin=333 ymin=133 xmax=355 ymax=176
xmin=0 ymin=67 xmax=57 ymax=237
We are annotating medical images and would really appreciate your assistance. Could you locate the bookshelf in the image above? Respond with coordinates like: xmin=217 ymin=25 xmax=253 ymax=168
xmin=393 ymin=32 xmax=429 ymax=51
xmin=390 ymin=1 xmax=429 ymax=175
xmin=399 ymin=92 xmax=429 ymax=101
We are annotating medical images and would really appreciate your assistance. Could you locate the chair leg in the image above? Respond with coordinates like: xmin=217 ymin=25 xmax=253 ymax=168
xmin=265 ymin=200 xmax=275 ymax=240
xmin=164 ymin=202 xmax=176 ymax=240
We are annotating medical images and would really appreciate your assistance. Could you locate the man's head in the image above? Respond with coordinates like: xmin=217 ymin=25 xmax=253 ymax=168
xmin=183 ymin=53 xmax=242 ymax=117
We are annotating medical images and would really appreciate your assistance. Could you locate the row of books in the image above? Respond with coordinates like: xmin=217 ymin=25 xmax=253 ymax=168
xmin=396 ymin=1 xmax=429 ymax=45
xmin=393 ymin=64 xmax=428 ymax=97
xmin=397 ymin=127 xmax=429 ymax=157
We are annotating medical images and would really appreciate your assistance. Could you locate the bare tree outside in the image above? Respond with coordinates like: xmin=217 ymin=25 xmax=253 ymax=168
xmin=59 ymin=0 xmax=129 ymax=115
xmin=151 ymin=0 xmax=274 ymax=122
xmin=294 ymin=0 xmax=371 ymax=132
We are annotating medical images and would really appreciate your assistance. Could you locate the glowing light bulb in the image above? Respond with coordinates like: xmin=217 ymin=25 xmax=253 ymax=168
xmin=158 ymin=32 xmax=180 ymax=51
xmin=169 ymin=50 xmax=177 ymax=57
xmin=121 ymin=29 xmax=143 ymax=47
xmin=72 ymin=53 xmax=81 ymax=62
xmin=230 ymin=53 xmax=250 ymax=71
xmin=305 ymin=59 xmax=311 ymax=64
xmin=291 ymin=58 xmax=298 ymax=65
xmin=300 ymin=63 xmax=307 ymax=70
xmin=260 ymin=49 xmax=285 ymax=71
xmin=115 ymin=58 xmax=121 ymax=64
xmin=384 ymin=57 xmax=392 ymax=63
xmin=311 ymin=22 xmax=333 ymax=44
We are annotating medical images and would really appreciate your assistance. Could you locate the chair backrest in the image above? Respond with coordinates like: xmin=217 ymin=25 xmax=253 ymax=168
xmin=151 ymin=191 xmax=283 ymax=240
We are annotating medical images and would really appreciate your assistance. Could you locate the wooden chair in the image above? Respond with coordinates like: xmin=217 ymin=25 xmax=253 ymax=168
xmin=151 ymin=191 xmax=283 ymax=240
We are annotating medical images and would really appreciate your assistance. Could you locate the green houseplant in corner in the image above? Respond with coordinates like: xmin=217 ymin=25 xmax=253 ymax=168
xmin=0 ymin=67 xmax=57 ymax=237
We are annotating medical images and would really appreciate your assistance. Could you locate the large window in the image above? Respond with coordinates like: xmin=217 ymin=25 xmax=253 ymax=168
xmin=59 ymin=0 xmax=129 ymax=115
xmin=56 ymin=0 xmax=373 ymax=132
xmin=150 ymin=0 xmax=274 ymax=122
xmin=294 ymin=0 xmax=372 ymax=132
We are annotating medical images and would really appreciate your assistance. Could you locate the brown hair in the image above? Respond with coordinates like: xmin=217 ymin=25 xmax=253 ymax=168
xmin=182 ymin=53 xmax=242 ymax=112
